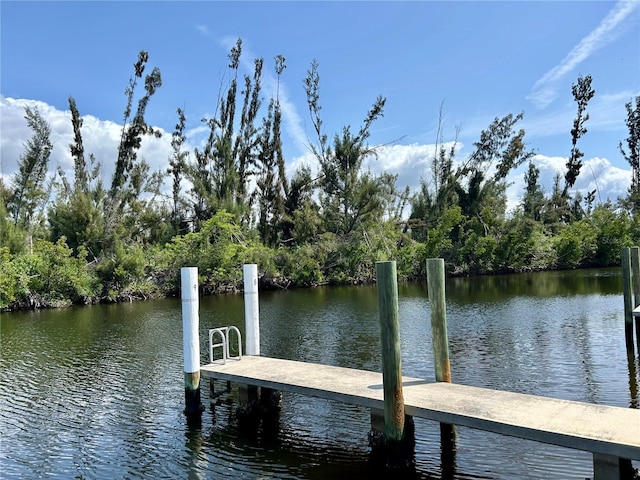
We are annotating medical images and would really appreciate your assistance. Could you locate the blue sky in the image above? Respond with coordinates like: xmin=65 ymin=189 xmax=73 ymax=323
xmin=1 ymin=1 xmax=639 ymax=211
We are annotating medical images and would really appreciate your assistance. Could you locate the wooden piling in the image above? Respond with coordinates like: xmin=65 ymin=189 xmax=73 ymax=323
xmin=622 ymin=248 xmax=635 ymax=351
xmin=631 ymin=247 xmax=640 ymax=349
xmin=181 ymin=267 xmax=203 ymax=419
xmin=375 ymin=261 xmax=405 ymax=443
xmin=426 ymin=258 xmax=456 ymax=476
xmin=243 ymin=264 xmax=260 ymax=356
xmin=426 ymin=259 xmax=451 ymax=383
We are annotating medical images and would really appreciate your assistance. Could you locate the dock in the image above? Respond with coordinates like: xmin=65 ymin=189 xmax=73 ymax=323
xmin=201 ymin=356 xmax=640 ymax=462
xmin=182 ymin=261 xmax=640 ymax=480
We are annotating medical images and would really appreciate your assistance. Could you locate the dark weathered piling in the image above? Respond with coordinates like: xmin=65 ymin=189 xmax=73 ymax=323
xmin=622 ymin=247 xmax=635 ymax=352
xmin=374 ymin=261 xmax=414 ymax=469
xmin=181 ymin=267 xmax=203 ymax=421
xmin=376 ymin=261 xmax=405 ymax=442
xmin=631 ymin=247 xmax=640 ymax=349
xmin=426 ymin=258 xmax=456 ymax=476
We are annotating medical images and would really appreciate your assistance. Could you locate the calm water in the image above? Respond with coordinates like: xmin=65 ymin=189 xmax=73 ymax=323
xmin=1 ymin=268 xmax=638 ymax=479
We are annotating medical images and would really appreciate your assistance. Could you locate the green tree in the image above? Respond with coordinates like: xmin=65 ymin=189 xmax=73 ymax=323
xmin=522 ymin=159 xmax=545 ymax=221
xmin=167 ymin=107 xmax=189 ymax=234
xmin=105 ymin=50 xmax=162 ymax=246
xmin=158 ymin=210 xmax=252 ymax=293
xmin=411 ymin=111 xmax=533 ymax=272
xmin=0 ymin=179 xmax=25 ymax=253
xmin=553 ymin=218 xmax=597 ymax=269
xmin=493 ymin=213 xmax=555 ymax=273
xmin=304 ymin=60 xmax=394 ymax=236
xmin=255 ymin=55 xmax=288 ymax=246
xmin=8 ymin=106 xmax=53 ymax=252
xmin=110 ymin=51 xmax=162 ymax=199
xmin=408 ymin=130 xmax=459 ymax=244
xmin=189 ymin=39 xmax=263 ymax=226
xmin=424 ymin=205 xmax=463 ymax=260
xmin=280 ymin=164 xmax=321 ymax=245
xmin=49 ymin=96 xmax=106 ymax=258
xmin=619 ymin=96 xmax=640 ymax=213
xmin=592 ymin=203 xmax=631 ymax=265
xmin=543 ymin=173 xmax=570 ymax=229
xmin=68 ymin=96 xmax=89 ymax=192
xmin=456 ymin=113 xmax=534 ymax=219
xmin=564 ymin=74 xmax=595 ymax=197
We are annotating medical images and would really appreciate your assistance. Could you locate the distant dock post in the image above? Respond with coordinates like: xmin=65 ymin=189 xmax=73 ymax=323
xmin=622 ymin=247 xmax=635 ymax=352
xmin=426 ymin=258 xmax=456 ymax=475
xmin=181 ymin=267 xmax=203 ymax=421
xmin=631 ymin=247 xmax=640 ymax=349
xmin=374 ymin=261 xmax=413 ymax=469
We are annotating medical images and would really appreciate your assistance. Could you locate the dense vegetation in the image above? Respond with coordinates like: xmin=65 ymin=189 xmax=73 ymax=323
xmin=1 ymin=43 xmax=639 ymax=311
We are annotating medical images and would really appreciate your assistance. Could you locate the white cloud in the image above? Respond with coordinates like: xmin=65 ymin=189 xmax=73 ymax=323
xmin=286 ymin=144 xmax=632 ymax=216
xmin=286 ymin=152 xmax=320 ymax=189
xmin=1 ymin=97 xmax=75 ymax=181
xmin=1 ymin=96 xmax=174 ymax=189
xmin=278 ymin=85 xmax=310 ymax=156
xmin=576 ymin=156 xmax=631 ymax=202
xmin=195 ymin=24 xmax=212 ymax=37
xmin=372 ymin=143 xmax=435 ymax=172
xmin=363 ymin=142 xmax=444 ymax=192
xmin=288 ymin=142 xmax=445 ymax=194
xmin=528 ymin=0 xmax=639 ymax=109
xmin=364 ymin=145 xmax=631 ymax=214
xmin=505 ymin=154 xmax=631 ymax=213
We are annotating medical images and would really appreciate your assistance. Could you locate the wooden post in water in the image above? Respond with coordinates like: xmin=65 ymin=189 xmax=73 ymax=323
xmin=243 ymin=264 xmax=260 ymax=356
xmin=631 ymin=247 xmax=640 ymax=349
xmin=376 ymin=261 xmax=405 ymax=444
xmin=426 ymin=259 xmax=451 ymax=383
xmin=622 ymin=247 xmax=635 ymax=352
xmin=426 ymin=258 xmax=456 ymax=477
xmin=622 ymin=249 xmax=640 ymax=480
xmin=181 ymin=267 xmax=203 ymax=420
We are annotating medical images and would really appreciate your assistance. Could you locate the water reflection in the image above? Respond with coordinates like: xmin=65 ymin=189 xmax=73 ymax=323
xmin=445 ymin=267 xmax=621 ymax=305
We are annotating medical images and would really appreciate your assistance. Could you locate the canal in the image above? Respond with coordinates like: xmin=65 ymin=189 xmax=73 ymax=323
xmin=1 ymin=268 xmax=638 ymax=479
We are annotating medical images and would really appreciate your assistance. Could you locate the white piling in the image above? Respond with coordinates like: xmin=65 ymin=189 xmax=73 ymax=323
xmin=243 ymin=264 xmax=260 ymax=356
xmin=181 ymin=267 xmax=202 ymax=418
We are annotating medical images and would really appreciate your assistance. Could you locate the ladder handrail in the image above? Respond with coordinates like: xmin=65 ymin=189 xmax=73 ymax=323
xmin=225 ymin=326 xmax=242 ymax=361
xmin=208 ymin=326 xmax=243 ymax=364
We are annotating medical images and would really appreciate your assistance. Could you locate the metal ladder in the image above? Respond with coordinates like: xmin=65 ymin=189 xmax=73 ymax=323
xmin=208 ymin=326 xmax=242 ymax=364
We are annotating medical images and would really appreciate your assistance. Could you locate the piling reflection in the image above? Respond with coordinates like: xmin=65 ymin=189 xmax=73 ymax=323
xmin=184 ymin=422 xmax=205 ymax=480
xmin=627 ymin=349 xmax=639 ymax=409
xmin=440 ymin=423 xmax=457 ymax=480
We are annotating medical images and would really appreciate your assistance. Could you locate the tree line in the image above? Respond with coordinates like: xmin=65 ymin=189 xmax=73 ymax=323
xmin=1 ymin=42 xmax=639 ymax=310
